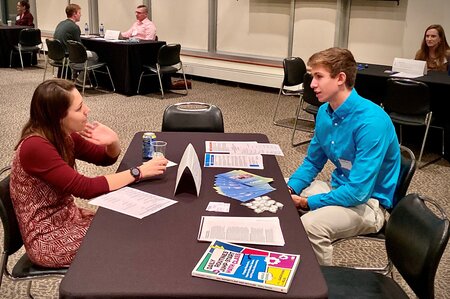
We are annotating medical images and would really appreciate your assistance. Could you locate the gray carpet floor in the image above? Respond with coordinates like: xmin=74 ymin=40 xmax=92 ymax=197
xmin=0 ymin=60 xmax=449 ymax=298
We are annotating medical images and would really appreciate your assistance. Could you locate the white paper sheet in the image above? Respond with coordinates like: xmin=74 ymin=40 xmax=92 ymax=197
xmin=205 ymin=141 xmax=257 ymax=153
xmin=89 ymin=187 xmax=177 ymax=219
xmin=390 ymin=72 xmax=423 ymax=79
xmin=167 ymin=160 xmax=177 ymax=167
xmin=391 ymin=57 xmax=427 ymax=77
xmin=206 ymin=202 xmax=230 ymax=213
xmin=204 ymin=153 xmax=263 ymax=169
xmin=104 ymin=29 xmax=121 ymax=40
xmin=205 ymin=141 xmax=283 ymax=156
xmin=231 ymin=143 xmax=284 ymax=156
xmin=197 ymin=216 xmax=285 ymax=246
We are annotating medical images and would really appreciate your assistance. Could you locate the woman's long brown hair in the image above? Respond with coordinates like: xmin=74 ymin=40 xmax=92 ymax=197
xmin=16 ymin=79 xmax=76 ymax=167
xmin=416 ymin=24 xmax=450 ymax=64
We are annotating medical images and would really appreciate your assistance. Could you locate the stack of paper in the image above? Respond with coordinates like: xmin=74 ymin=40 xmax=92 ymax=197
xmin=214 ymin=170 xmax=275 ymax=202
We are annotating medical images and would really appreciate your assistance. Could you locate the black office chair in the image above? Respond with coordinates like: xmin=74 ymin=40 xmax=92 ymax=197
xmin=332 ymin=145 xmax=417 ymax=274
xmin=291 ymin=72 xmax=324 ymax=146
xmin=161 ymin=102 xmax=224 ymax=132
xmin=137 ymin=43 xmax=188 ymax=99
xmin=322 ymin=193 xmax=449 ymax=299
xmin=383 ymin=78 xmax=445 ymax=168
xmin=0 ymin=166 xmax=68 ymax=298
xmin=272 ymin=57 xmax=306 ymax=130
xmin=43 ymin=39 xmax=68 ymax=81
xmin=66 ymin=40 xmax=115 ymax=95
xmin=9 ymin=28 xmax=42 ymax=71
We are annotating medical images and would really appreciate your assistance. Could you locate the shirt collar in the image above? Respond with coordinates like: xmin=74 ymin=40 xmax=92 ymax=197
xmin=326 ymin=88 xmax=359 ymax=119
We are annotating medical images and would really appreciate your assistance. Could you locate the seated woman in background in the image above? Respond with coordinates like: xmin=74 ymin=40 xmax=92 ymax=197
xmin=15 ymin=1 xmax=34 ymax=27
xmin=10 ymin=79 xmax=168 ymax=268
xmin=415 ymin=24 xmax=450 ymax=71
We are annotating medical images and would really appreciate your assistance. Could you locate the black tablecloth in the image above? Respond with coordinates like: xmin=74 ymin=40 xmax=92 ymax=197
xmin=59 ymin=132 xmax=328 ymax=299
xmin=81 ymin=38 xmax=166 ymax=95
xmin=0 ymin=25 xmax=36 ymax=67
xmin=355 ymin=63 xmax=450 ymax=161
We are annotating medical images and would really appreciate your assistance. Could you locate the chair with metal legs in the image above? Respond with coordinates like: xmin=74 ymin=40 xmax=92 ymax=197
xmin=9 ymin=28 xmax=42 ymax=70
xmin=291 ymin=72 xmax=324 ymax=146
xmin=66 ymin=40 xmax=115 ymax=95
xmin=322 ymin=193 xmax=449 ymax=299
xmin=273 ymin=57 xmax=306 ymax=130
xmin=331 ymin=145 xmax=417 ymax=275
xmin=137 ymin=44 xmax=188 ymax=99
xmin=43 ymin=39 xmax=68 ymax=81
xmin=383 ymin=78 xmax=445 ymax=168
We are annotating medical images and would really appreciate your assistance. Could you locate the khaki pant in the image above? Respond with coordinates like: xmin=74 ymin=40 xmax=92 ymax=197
xmin=300 ymin=180 xmax=385 ymax=266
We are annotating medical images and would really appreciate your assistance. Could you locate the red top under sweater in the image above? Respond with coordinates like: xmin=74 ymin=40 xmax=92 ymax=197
xmin=10 ymin=133 xmax=118 ymax=267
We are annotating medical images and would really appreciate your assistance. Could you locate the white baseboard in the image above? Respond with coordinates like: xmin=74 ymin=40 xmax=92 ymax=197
xmin=182 ymin=57 xmax=283 ymax=89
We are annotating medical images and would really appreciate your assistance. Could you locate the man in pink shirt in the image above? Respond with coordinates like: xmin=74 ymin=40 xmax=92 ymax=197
xmin=121 ymin=5 xmax=156 ymax=40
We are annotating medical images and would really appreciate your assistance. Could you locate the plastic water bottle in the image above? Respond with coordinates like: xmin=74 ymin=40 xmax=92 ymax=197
xmin=99 ymin=23 xmax=105 ymax=37
xmin=84 ymin=23 xmax=89 ymax=35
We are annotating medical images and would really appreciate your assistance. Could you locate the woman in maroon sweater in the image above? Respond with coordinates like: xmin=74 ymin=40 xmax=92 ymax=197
xmin=15 ymin=1 xmax=34 ymax=27
xmin=10 ymin=79 xmax=168 ymax=268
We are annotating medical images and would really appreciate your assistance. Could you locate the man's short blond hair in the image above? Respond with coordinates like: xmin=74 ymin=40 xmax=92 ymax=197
xmin=66 ymin=4 xmax=81 ymax=18
xmin=308 ymin=47 xmax=357 ymax=89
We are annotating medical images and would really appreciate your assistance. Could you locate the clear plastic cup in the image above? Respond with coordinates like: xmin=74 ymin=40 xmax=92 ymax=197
xmin=151 ymin=141 xmax=167 ymax=158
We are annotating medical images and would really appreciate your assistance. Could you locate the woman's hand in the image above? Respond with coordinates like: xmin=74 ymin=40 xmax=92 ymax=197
xmin=105 ymin=158 xmax=168 ymax=191
xmin=140 ymin=157 xmax=168 ymax=178
xmin=81 ymin=121 xmax=119 ymax=146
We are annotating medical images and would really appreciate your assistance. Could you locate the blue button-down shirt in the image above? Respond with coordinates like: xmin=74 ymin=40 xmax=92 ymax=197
xmin=288 ymin=89 xmax=400 ymax=210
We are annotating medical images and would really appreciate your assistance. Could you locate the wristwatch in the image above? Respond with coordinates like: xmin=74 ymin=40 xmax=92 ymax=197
xmin=302 ymin=197 xmax=310 ymax=211
xmin=130 ymin=167 xmax=141 ymax=183
xmin=287 ymin=186 xmax=296 ymax=195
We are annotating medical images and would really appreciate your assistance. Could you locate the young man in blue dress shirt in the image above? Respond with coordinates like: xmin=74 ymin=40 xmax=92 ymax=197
xmin=287 ymin=47 xmax=400 ymax=266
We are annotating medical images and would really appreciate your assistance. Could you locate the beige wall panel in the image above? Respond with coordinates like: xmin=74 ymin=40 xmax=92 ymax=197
xmin=348 ymin=0 xmax=407 ymax=65
xmin=152 ymin=0 xmax=208 ymax=50
xmin=35 ymin=0 xmax=68 ymax=33
xmin=217 ymin=0 xmax=290 ymax=58
xmin=77 ymin=0 xmax=89 ymax=30
xmin=36 ymin=0 xmax=88 ymax=34
xmin=402 ymin=0 xmax=450 ymax=60
xmin=292 ymin=0 xmax=336 ymax=61
xmin=98 ymin=0 xmax=142 ymax=33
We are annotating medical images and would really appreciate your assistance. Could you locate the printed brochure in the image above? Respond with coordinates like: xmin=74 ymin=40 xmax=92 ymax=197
xmin=192 ymin=240 xmax=300 ymax=293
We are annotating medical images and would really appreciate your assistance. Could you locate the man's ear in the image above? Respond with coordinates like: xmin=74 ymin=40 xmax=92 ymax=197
xmin=336 ymin=72 xmax=347 ymax=87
